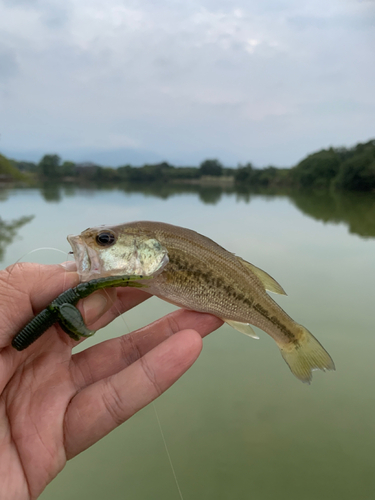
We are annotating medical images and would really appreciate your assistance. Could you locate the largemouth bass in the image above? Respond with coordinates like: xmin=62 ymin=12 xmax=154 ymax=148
xmin=68 ymin=221 xmax=335 ymax=383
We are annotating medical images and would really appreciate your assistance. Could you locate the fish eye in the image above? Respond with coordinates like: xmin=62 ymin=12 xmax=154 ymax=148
xmin=96 ymin=231 xmax=116 ymax=247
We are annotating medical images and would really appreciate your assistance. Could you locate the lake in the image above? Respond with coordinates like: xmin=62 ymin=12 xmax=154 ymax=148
xmin=1 ymin=183 xmax=375 ymax=500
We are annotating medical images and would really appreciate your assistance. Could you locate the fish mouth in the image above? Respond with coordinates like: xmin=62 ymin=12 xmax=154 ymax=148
xmin=67 ymin=234 xmax=101 ymax=281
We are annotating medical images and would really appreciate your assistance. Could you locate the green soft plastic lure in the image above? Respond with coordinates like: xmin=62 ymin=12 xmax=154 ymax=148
xmin=12 ymin=275 xmax=149 ymax=351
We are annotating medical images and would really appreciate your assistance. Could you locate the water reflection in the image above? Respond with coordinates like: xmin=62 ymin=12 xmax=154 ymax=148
xmin=2 ymin=182 xmax=375 ymax=239
xmin=289 ymin=190 xmax=375 ymax=238
xmin=35 ymin=181 xmax=236 ymax=205
xmin=0 ymin=216 xmax=34 ymax=261
xmin=119 ymin=182 xmax=231 ymax=205
xmin=38 ymin=183 xmax=375 ymax=238
xmin=39 ymin=182 xmax=63 ymax=202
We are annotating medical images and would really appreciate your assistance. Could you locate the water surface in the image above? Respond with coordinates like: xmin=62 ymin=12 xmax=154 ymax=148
xmin=1 ymin=185 xmax=375 ymax=500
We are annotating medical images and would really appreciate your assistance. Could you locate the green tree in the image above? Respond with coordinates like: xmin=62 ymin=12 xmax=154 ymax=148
xmin=61 ymin=161 xmax=76 ymax=177
xmin=292 ymin=148 xmax=341 ymax=189
xmin=234 ymin=163 xmax=254 ymax=184
xmin=234 ymin=164 xmax=290 ymax=188
xmin=38 ymin=154 xmax=62 ymax=179
xmin=334 ymin=151 xmax=375 ymax=191
xmin=0 ymin=154 xmax=25 ymax=181
xmin=199 ymin=159 xmax=223 ymax=176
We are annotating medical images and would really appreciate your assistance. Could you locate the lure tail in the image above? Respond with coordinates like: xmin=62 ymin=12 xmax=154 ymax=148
xmin=279 ymin=325 xmax=335 ymax=383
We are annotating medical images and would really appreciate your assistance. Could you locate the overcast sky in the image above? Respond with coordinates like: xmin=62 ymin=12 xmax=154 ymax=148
xmin=0 ymin=0 xmax=374 ymax=167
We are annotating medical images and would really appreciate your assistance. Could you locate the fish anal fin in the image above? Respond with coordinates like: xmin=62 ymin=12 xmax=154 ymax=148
xmin=225 ymin=320 xmax=259 ymax=339
xmin=236 ymin=257 xmax=287 ymax=295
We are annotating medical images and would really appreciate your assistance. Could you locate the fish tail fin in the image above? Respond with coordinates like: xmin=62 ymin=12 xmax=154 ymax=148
xmin=279 ymin=325 xmax=335 ymax=384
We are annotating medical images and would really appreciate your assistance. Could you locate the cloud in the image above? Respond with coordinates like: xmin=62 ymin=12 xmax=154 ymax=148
xmin=0 ymin=0 xmax=374 ymax=166
xmin=1 ymin=0 xmax=39 ymax=6
xmin=0 ymin=47 xmax=18 ymax=82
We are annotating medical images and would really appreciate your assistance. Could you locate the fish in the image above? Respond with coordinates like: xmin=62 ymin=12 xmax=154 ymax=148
xmin=67 ymin=220 xmax=335 ymax=383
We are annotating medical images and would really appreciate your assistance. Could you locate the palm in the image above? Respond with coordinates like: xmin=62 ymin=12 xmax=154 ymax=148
xmin=3 ymin=335 xmax=78 ymax=498
xmin=0 ymin=263 xmax=222 ymax=500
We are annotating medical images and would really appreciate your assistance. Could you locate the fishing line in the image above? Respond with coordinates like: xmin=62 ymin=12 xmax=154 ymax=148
xmin=102 ymin=288 xmax=132 ymax=335
xmin=13 ymin=246 xmax=68 ymax=263
xmin=112 ymin=291 xmax=184 ymax=500
xmin=153 ymin=401 xmax=185 ymax=500
xmin=6 ymin=247 xmax=71 ymax=289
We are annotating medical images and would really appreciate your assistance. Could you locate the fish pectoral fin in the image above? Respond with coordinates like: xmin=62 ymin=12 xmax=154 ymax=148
xmin=236 ymin=256 xmax=287 ymax=295
xmin=225 ymin=320 xmax=259 ymax=339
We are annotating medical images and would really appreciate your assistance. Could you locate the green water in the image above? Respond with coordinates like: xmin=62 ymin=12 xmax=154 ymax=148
xmin=1 ymin=184 xmax=375 ymax=500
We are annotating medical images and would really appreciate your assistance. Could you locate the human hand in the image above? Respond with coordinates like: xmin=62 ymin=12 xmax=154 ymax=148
xmin=0 ymin=263 xmax=223 ymax=500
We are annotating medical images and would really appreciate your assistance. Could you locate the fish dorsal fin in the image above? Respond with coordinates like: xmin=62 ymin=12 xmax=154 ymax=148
xmin=225 ymin=320 xmax=259 ymax=339
xmin=236 ymin=257 xmax=287 ymax=295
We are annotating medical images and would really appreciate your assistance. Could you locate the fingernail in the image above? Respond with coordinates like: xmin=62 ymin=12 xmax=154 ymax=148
xmin=60 ymin=261 xmax=77 ymax=272
xmin=82 ymin=292 xmax=108 ymax=324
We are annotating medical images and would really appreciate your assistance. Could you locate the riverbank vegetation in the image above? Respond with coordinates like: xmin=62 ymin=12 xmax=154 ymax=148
xmin=1 ymin=139 xmax=374 ymax=192
xmin=0 ymin=154 xmax=26 ymax=182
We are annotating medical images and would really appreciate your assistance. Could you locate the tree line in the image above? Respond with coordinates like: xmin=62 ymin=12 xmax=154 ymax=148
xmin=1 ymin=138 xmax=375 ymax=192
xmin=235 ymin=139 xmax=375 ymax=191
xmin=6 ymin=156 xmax=234 ymax=183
